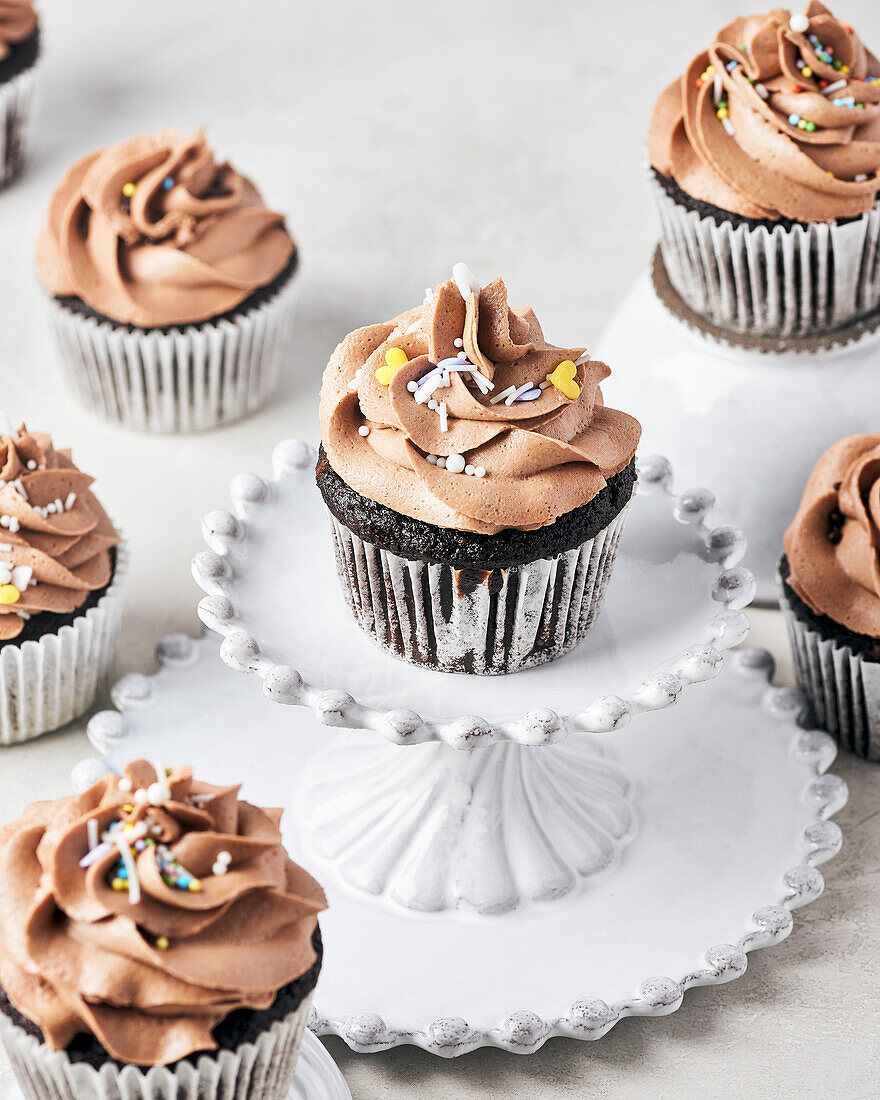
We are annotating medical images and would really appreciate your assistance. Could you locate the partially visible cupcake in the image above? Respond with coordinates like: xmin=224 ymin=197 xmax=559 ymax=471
xmin=0 ymin=421 xmax=125 ymax=744
xmin=649 ymin=2 xmax=880 ymax=338
xmin=318 ymin=264 xmax=642 ymax=675
xmin=37 ymin=128 xmax=298 ymax=432
xmin=0 ymin=760 xmax=327 ymax=1100
xmin=0 ymin=0 xmax=40 ymax=187
xmin=779 ymin=434 xmax=880 ymax=759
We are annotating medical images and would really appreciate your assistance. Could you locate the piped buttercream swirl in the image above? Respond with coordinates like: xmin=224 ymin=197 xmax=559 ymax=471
xmin=0 ymin=761 xmax=327 ymax=1066
xmin=319 ymin=268 xmax=641 ymax=535
xmin=649 ymin=1 xmax=880 ymax=221
xmin=36 ymin=128 xmax=295 ymax=328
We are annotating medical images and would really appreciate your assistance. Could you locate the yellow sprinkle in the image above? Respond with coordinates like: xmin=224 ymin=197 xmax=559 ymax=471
xmin=122 ymin=804 xmax=134 ymax=813
xmin=827 ymin=171 xmax=835 ymax=178
xmin=716 ymin=108 xmax=729 ymax=119
xmin=188 ymin=879 xmax=202 ymax=893
xmin=111 ymin=878 xmax=128 ymax=892
xmin=121 ymin=182 xmax=136 ymax=198
xmin=155 ymin=936 xmax=169 ymax=951
xmin=548 ymin=361 xmax=581 ymax=401
xmin=841 ymin=65 xmax=850 ymax=74
xmin=801 ymin=66 xmax=812 ymax=78
xmin=376 ymin=347 xmax=409 ymax=385
xmin=0 ymin=585 xmax=20 ymax=605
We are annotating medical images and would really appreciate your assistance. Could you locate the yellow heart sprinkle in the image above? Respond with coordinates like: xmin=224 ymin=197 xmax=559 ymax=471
xmin=548 ymin=360 xmax=581 ymax=401
xmin=0 ymin=584 xmax=20 ymax=605
xmin=376 ymin=347 xmax=409 ymax=385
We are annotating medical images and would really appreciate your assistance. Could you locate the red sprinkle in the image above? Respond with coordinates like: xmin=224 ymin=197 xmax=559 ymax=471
xmin=819 ymin=80 xmax=828 ymax=89
xmin=790 ymin=84 xmax=803 ymax=93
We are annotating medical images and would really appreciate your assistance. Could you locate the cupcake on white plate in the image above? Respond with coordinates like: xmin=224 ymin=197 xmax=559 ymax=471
xmin=36 ymin=127 xmax=298 ymax=432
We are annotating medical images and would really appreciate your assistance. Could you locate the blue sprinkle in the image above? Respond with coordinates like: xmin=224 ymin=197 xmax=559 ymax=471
xmin=178 ymin=874 xmax=191 ymax=889
xmin=117 ymin=866 xmax=128 ymax=880
xmin=726 ymin=60 xmax=739 ymax=72
xmin=789 ymin=113 xmax=801 ymax=125
xmin=162 ymin=176 xmax=174 ymax=191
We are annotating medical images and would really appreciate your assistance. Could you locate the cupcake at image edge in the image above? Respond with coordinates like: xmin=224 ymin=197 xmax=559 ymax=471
xmin=36 ymin=127 xmax=299 ymax=432
xmin=0 ymin=421 xmax=124 ymax=745
xmin=649 ymin=1 xmax=880 ymax=338
xmin=0 ymin=0 xmax=40 ymax=188
xmin=779 ymin=434 xmax=880 ymax=759
xmin=0 ymin=760 xmax=327 ymax=1100
xmin=317 ymin=263 xmax=642 ymax=675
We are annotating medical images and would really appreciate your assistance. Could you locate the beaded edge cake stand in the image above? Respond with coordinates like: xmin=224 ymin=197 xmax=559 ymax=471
xmin=75 ymin=634 xmax=847 ymax=1058
xmin=191 ymin=440 xmax=755 ymax=748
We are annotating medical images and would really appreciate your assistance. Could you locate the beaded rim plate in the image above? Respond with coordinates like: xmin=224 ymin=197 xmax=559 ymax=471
xmin=77 ymin=638 xmax=847 ymax=1058
xmin=191 ymin=440 xmax=756 ymax=749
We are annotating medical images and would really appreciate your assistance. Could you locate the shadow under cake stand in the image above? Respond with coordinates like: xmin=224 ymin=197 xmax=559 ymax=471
xmin=69 ymin=440 xmax=849 ymax=1056
xmin=595 ymin=253 xmax=880 ymax=605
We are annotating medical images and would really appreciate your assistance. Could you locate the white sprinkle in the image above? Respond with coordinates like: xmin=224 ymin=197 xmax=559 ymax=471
xmin=457 ymin=351 xmax=467 ymax=360
xmin=465 ymin=464 xmax=475 ymax=476
xmin=0 ymin=518 xmax=7 ymax=529
xmin=26 ymin=460 xmax=36 ymax=470
xmin=452 ymin=262 xmax=481 ymax=301
xmin=10 ymin=479 xmax=26 ymax=501
xmin=574 ymin=351 xmax=592 ymax=366
xmin=506 ymin=383 xmax=534 ymax=406
xmin=134 ymin=788 xmax=149 ymax=805
xmin=454 ymin=338 xmax=463 ymax=348
xmin=426 ymin=454 xmax=438 ymax=465
xmin=111 ymin=831 xmax=140 ymax=905
xmin=445 ymin=454 xmax=466 ymax=474
xmin=713 ymin=72 xmax=723 ymax=104
xmin=855 ymin=173 xmax=869 ymax=182
xmin=539 ymin=380 xmax=551 ymax=390
xmin=405 ymin=321 xmax=422 ymax=335
xmin=438 ymin=401 xmax=448 ymax=433
xmin=755 ymin=83 xmax=769 ymax=99
xmin=217 ymin=850 xmax=232 ymax=865
xmin=823 ymin=79 xmax=847 ymax=95
xmin=87 ymin=819 xmax=99 ymax=850
xmin=358 ymin=425 xmax=370 ymax=437
xmin=436 ymin=457 xmax=447 ymax=469
xmin=415 ymin=375 xmax=444 ymax=404
xmin=474 ymin=466 xmax=486 ymax=478
xmin=55 ymin=498 xmax=63 ymax=511
xmin=46 ymin=503 xmax=55 ymax=514
xmin=428 ymin=399 xmax=438 ymax=411
xmin=8 ymin=517 xmax=18 ymax=533
xmin=118 ymin=776 xmax=132 ymax=793
xmin=407 ymin=381 xmax=418 ymax=392
xmin=212 ymin=861 xmax=228 ymax=876
xmin=721 ymin=117 xmax=736 ymax=136
xmin=147 ymin=780 xmax=170 ymax=806
xmin=789 ymin=12 xmax=809 ymax=32
xmin=65 ymin=493 xmax=77 ymax=510
xmin=424 ymin=287 xmax=433 ymax=302
xmin=11 ymin=566 xmax=31 ymax=591
xmin=491 ymin=385 xmax=518 ymax=405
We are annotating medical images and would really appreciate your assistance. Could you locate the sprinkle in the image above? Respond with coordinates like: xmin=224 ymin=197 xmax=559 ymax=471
xmin=505 ymin=383 xmax=535 ymax=406
xmin=438 ymin=402 xmax=448 ymax=433
xmin=445 ymin=454 xmax=466 ymax=474
xmin=9 ymin=479 xmax=26 ymax=501
xmin=161 ymin=176 xmax=174 ymax=191
xmin=474 ymin=467 xmax=486 ymax=478
xmin=548 ymin=361 xmax=581 ymax=401
xmin=212 ymin=861 xmax=228 ymax=876
xmin=0 ymin=585 xmax=20 ymax=605
xmin=726 ymin=61 xmax=739 ymax=73
xmin=801 ymin=66 xmax=813 ymax=78
xmin=26 ymin=460 xmax=35 ymax=470
xmin=452 ymin=262 xmax=481 ymax=301
xmin=358 ymin=425 xmax=370 ymax=437
xmin=790 ymin=83 xmax=803 ymax=93
xmin=376 ymin=346 xmax=408 ymax=386
xmin=790 ymin=13 xmax=810 ymax=33
xmin=436 ymin=457 xmax=446 ymax=469
xmin=465 ymin=465 xmax=475 ymax=476
xmin=147 ymin=780 xmax=170 ymax=806
xmin=65 ymin=493 xmax=77 ymax=511
xmin=79 ymin=840 xmax=111 ymax=869
xmin=805 ymin=121 xmax=816 ymax=131
xmin=855 ymin=174 xmax=869 ymax=182
xmin=755 ymin=83 xmax=769 ymax=99
xmin=414 ymin=374 xmax=445 ymax=404
xmin=426 ymin=454 xmax=437 ymax=465
xmin=121 ymin=182 xmax=136 ymax=198
xmin=88 ymin=819 xmax=99 ymax=850
xmin=134 ymin=788 xmax=149 ymax=805
xmin=453 ymin=338 xmax=463 ymax=348
xmin=111 ymin=877 xmax=127 ymax=891
xmin=188 ymin=880 xmax=202 ymax=893
xmin=155 ymin=936 xmax=170 ymax=950
xmin=110 ymin=831 xmax=140 ymax=904
xmin=514 ymin=388 xmax=542 ymax=402
xmin=713 ymin=73 xmax=723 ymax=104
xmin=428 ymin=399 xmax=438 ymax=410
xmin=491 ymin=385 xmax=518 ymax=405
xmin=217 ymin=851 xmax=232 ymax=865
xmin=721 ymin=117 xmax=736 ymax=136
xmin=407 ymin=381 xmax=418 ymax=393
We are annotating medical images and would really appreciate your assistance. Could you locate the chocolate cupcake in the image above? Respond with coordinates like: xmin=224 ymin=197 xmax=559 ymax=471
xmin=0 ymin=421 xmax=125 ymax=745
xmin=779 ymin=434 xmax=880 ymax=758
xmin=649 ymin=2 xmax=880 ymax=337
xmin=0 ymin=0 xmax=39 ymax=188
xmin=318 ymin=264 xmax=642 ymax=675
xmin=0 ymin=760 xmax=327 ymax=1100
xmin=37 ymin=128 xmax=298 ymax=432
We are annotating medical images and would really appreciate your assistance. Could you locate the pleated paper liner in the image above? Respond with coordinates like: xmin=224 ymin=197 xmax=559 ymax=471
xmin=328 ymin=502 xmax=631 ymax=676
xmin=778 ymin=568 xmax=880 ymax=761
xmin=0 ymin=540 xmax=128 ymax=746
xmin=652 ymin=246 xmax=880 ymax=356
xmin=650 ymin=170 xmax=880 ymax=343
xmin=47 ymin=272 xmax=297 ymax=433
xmin=0 ymin=991 xmax=313 ymax=1100
xmin=0 ymin=62 xmax=39 ymax=189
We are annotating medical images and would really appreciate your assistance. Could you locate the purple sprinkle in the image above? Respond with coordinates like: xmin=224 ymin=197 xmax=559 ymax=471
xmin=134 ymin=839 xmax=147 ymax=851
xmin=79 ymin=841 xmax=112 ymax=869
xmin=514 ymin=388 xmax=542 ymax=402
xmin=726 ymin=61 xmax=739 ymax=72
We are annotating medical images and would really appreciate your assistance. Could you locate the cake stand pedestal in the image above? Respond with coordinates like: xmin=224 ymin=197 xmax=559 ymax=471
xmin=69 ymin=441 xmax=847 ymax=1056
xmin=595 ymin=259 xmax=880 ymax=604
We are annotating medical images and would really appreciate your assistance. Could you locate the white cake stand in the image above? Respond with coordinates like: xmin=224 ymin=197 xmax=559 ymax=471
xmin=596 ymin=263 xmax=880 ymax=605
xmin=77 ymin=632 xmax=846 ymax=1057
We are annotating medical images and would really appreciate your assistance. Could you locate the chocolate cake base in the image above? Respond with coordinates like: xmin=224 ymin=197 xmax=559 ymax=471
xmin=0 ymin=548 xmax=117 ymax=650
xmin=0 ymin=924 xmax=322 ymax=1071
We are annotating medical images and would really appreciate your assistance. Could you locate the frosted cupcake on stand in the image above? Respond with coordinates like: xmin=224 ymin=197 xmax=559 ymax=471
xmin=37 ymin=128 xmax=298 ymax=432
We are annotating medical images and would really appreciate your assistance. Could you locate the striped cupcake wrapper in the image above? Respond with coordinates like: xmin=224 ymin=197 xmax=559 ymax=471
xmin=327 ymin=502 xmax=631 ymax=675
xmin=47 ymin=273 xmax=297 ymax=433
xmin=650 ymin=171 xmax=880 ymax=338
xmin=0 ymin=62 xmax=38 ymax=189
xmin=0 ymin=990 xmax=313 ymax=1100
xmin=779 ymin=574 xmax=880 ymax=760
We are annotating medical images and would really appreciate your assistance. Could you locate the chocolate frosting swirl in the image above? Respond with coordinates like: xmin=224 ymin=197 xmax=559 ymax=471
xmin=785 ymin=434 xmax=880 ymax=637
xmin=0 ymin=0 xmax=36 ymax=62
xmin=649 ymin=2 xmax=880 ymax=221
xmin=0 ymin=761 xmax=326 ymax=1066
xmin=319 ymin=268 xmax=641 ymax=535
xmin=36 ymin=128 xmax=295 ymax=328
xmin=0 ymin=424 xmax=119 ymax=641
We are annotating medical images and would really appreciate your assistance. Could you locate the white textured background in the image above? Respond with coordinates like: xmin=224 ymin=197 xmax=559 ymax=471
xmin=1 ymin=1 xmax=879 ymax=1096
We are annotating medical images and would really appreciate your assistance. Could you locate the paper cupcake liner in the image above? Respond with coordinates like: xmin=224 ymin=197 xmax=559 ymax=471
xmin=0 ymin=991 xmax=313 ymax=1100
xmin=328 ymin=502 xmax=632 ymax=675
xmin=650 ymin=172 xmax=880 ymax=338
xmin=779 ymin=575 xmax=880 ymax=760
xmin=0 ymin=62 xmax=38 ymax=189
xmin=47 ymin=274 xmax=297 ymax=433
xmin=0 ymin=541 xmax=128 ymax=746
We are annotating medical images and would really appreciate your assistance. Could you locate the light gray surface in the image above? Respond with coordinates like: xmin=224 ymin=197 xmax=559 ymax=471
xmin=0 ymin=0 xmax=878 ymax=1096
